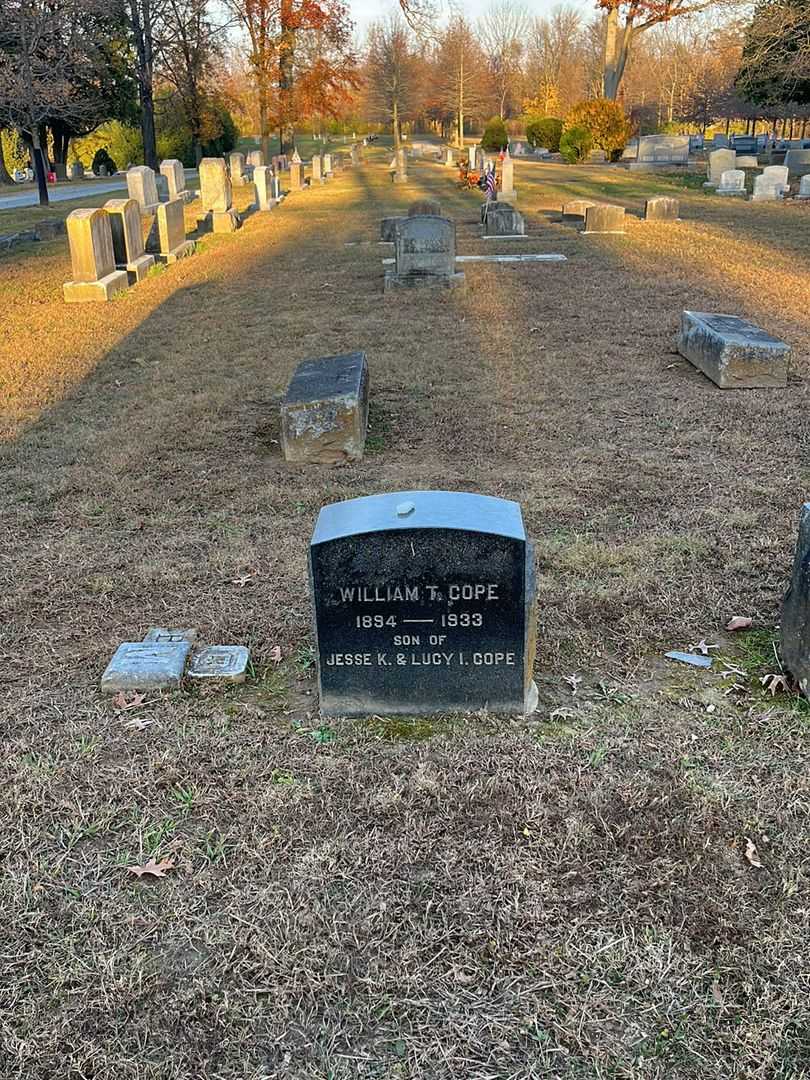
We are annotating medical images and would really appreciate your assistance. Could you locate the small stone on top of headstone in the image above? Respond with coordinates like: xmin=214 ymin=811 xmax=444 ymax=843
xmin=644 ymin=196 xmax=679 ymax=221
xmin=779 ymin=503 xmax=810 ymax=698
xmin=281 ymin=351 xmax=369 ymax=464
xmin=188 ymin=645 xmax=250 ymax=682
xmin=101 ymin=641 xmax=191 ymax=693
xmin=309 ymin=490 xmax=538 ymax=717
xmin=676 ymin=310 xmax=791 ymax=389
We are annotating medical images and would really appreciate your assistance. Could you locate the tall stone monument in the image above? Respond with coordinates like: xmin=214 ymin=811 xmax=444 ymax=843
xmin=499 ymin=150 xmax=516 ymax=202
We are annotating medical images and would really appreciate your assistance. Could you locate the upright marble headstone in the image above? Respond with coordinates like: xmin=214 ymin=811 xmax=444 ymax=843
xmin=780 ymin=504 xmax=810 ymax=698
xmin=716 ymin=169 xmax=746 ymax=196
xmin=469 ymin=144 xmax=478 ymax=171
xmin=633 ymin=134 xmax=690 ymax=168
xmin=385 ymin=215 xmax=464 ymax=291
xmin=446 ymin=147 xmax=454 ymax=167
xmin=229 ymin=151 xmax=247 ymax=183
xmin=798 ymin=175 xmax=810 ymax=199
xmin=644 ymin=196 xmax=680 ymax=221
xmin=126 ymin=165 xmax=159 ymax=212
xmin=104 ymin=197 xmax=155 ymax=282
xmin=281 ymin=352 xmax=369 ymax=464
xmin=705 ymin=148 xmax=736 ymax=188
xmin=152 ymin=198 xmax=194 ymax=263
xmin=499 ymin=150 xmax=516 ymax=202
xmin=160 ymin=159 xmax=190 ymax=203
xmin=309 ymin=491 xmax=538 ymax=716
xmin=785 ymin=148 xmax=810 ymax=179
xmin=289 ymin=158 xmax=304 ymax=191
xmin=253 ymin=165 xmax=276 ymax=210
xmin=247 ymin=150 xmax=264 ymax=169
xmin=198 ymin=157 xmax=240 ymax=232
xmin=322 ymin=152 xmax=332 ymax=176
xmin=63 ymin=208 xmax=129 ymax=302
xmin=676 ymin=310 xmax=791 ymax=388
xmin=311 ymin=155 xmax=323 ymax=183
xmin=583 ymin=203 xmax=625 ymax=234
xmin=752 ymin=165 xmax=788 ymax=201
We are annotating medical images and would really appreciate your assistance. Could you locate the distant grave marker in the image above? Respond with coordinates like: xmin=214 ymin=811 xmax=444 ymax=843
xmin=583 ymin=203 xmax=625 ymax=234
xmin=644 ymin=196 xmax=679 ymax=221
xmin=104 ymin=197 xmax=156 ymax=282
xmin=385 ymin=215 xmax=465 ymax=291
xmin=126 ymin=165 xmax=159 ymax=212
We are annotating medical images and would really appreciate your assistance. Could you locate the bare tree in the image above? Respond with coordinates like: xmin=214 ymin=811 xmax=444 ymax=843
xmin=524 ymin=5 xmax=585 ymax=115
xmin=433 ymin=14 xmax=488 ymax=147
xmin=365 ymin=13 xmax=420 ymax=149
xmin=479 ymin=1 xmax=529 ymax=118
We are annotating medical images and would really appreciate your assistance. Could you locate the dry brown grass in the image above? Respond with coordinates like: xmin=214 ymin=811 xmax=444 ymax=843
xmin=1 ymin=149 xmax=809 ymax=1079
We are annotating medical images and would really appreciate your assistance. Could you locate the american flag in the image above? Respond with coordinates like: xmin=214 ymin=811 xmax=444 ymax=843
xmin=485 ymin=166 xmax=496 ymax=200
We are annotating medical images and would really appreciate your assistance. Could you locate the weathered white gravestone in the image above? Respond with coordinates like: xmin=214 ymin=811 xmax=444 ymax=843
xmin=152 ymin=198 xmax=194 ymax=263
xmin=63 ymin=207 xmax=129 ymax=303
xmin=311 ymin=155 xmax=323 ymax=182
xmin=583 ymin=203 xmax=625 ymax=234
xmin=385 ymin=215 xmax=465 ymax=291
xmin=309 ymin=491 xmax=538 ymax=716
xmin=104 ymin=197 xmax=155 ymax=282
xmin=798 ymin=175 xmax=810 ymax=199
xmin=676 ymin=311 xmax=791 ymax=388
xmin=644 ymin=196 xmax=680 ymax=221
xmin=716 ymin=169 xmax=746 ymax=196
xmin=705 ymin=148 xmax=736 ymax=188
xmin=228 ymin=151 xmax=247 ymax=183
xmin=752 ymin=165 xmax=788 ymax=201
xmin=198 ymin=157 xmax=241 ymax=232
xmin=499 ymin=150 xmax=516 ymax=202
xmin=126 ymin=165 xmax=159 ymax=212
xmin=253 ymin=165 xmax=277 ymax=210
xmin=160 ymin=159 xmax=191 ymax=202
xmin=247 ymin=150 xmax=264 ymax=168
xmin=322 ymin=153 xmax=332 ymax=176
xmin=446 ymin=147 xmax=454 ymax=167
xmin=632 ymin=134 xmax=690 ymax=170
xmin=469 ymin=144 xmax=478 ymax=171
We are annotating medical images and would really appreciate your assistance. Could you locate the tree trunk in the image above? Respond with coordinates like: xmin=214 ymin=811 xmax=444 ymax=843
xmin=602 ymin=4 xmax=632 ymax=101
xmin=259 ymin=83 xmax=270 ymax=161
xmin=457 ymin=51 xmax=464 ymax=150
xmin=0 ymin=131 xmax=14 ymax=185
xmin=129 ymin=0 xmax=158 ymax=168
xmin=31 ymin=129 xmax=49 ymax=206
xmin=278 ymin=0 xmax=295 ymax=157
xmin=393 ymin=99 xmax=400 ymax=152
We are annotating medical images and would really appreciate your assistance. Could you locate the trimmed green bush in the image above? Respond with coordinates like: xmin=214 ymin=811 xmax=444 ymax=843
xmin=481 ymin=115 xmax=509 ymax=153
xmin=566 ymin=99 xmax=631 ymax=162
xmin=525 ymin=116 xmax=563 ymax=153
xmin=559 ymin=125 xmax=592 ymax=164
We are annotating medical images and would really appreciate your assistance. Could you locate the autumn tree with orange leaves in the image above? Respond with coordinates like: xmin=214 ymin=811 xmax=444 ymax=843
xmin=228 ymin=0 xmax=358 ymax=156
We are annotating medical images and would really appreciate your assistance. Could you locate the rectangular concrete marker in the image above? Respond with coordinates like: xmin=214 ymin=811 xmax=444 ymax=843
xmin=780 ymin=503 xmax=810 ymax=698
xmin=562 ymin=199 xmax=596 ymax=219
xmin=188 ymin=645 xmax=250 ymax=682
xmin=309 ymin=491 xmax=538 ymax=717
xmin=386 ymin=215 xmax=465 ymax=291
xmin=104 ymin=198 xmax=155 ymax=283
xmin=676 ymin=310 xmax=791 ymax=388
xmin=126 ymin=165 xmax=159 ymax=212
xmin=63 ymin=208 xmax=129 ymax=303
xmin=153 ymin=198 xmax=194 ymax=263
xmin=311 ymin=155 xmax=323 ymax=183
xmin=644 ymin=196 xmax=679 ymax=221
xmin=253 ymin=165 xmax=276 ymax=210
xmin=583 ymin=203 xmax=625 ymax=234
xmin=198 ymin=157 xmax=240 ymax=232
xmin=101 ymin=641 xmax=191 ymax=692
xmin=281 ymin=352 xmax=369 ymax=464
xmin=716 ymin=168 xmax=746 ymax=196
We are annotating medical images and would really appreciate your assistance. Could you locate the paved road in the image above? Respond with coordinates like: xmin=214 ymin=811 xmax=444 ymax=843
xmin=0 ymin=178 xmax=127 ymax=211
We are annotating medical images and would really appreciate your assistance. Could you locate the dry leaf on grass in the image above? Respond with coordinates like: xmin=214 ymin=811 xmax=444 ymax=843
xmin=563 ymin=673 xmax=582 ymax=694
xmin=122 ymin=716 xmax=156 ymax=731
xmin=127 ymin=858 xmax=175 ymax=879
xmin=269 ymin=645 xmax=283 ymax=664
xmin=726 ymin=616 xmax=753 ymax=631
xmin=711 ymin=982 xmax=724 ymax=1006
xmin=112 ymin=691 xmax=147 ymax=711
xmin=231 ymin=575 xmax=253 ymax=587
xmin=760 ymin=673 xmax=790 ymax=697
xmin=744 ymin=838 xmax=763 ymax=869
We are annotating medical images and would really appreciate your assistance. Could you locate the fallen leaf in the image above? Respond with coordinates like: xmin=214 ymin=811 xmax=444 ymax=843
xmin=231 ymin=575 xmax=253 ymax=587
xmin=563 ymin=673 xmax=583 ymax=694
xmin=744 ymin=837 xmax=763 ymax=869
xmin=529 ymin=326 xmax=541 ymax=333
xmin=711 ymin=982 xmax=724 ymax=1006
xmin=269 ymin=645 xmax=283 ymax=664
xmin=122 ymin=716 xmax=155 ymax=731
xmin=112 ymin=691 xmax=147 ymax=711
xmin=760 ymin=672 xmax=789 ymax=697
xmin=726 ymin=616 xmax=753 ymax=631
xmin=127 ymin=857 xmax=175 ymax=879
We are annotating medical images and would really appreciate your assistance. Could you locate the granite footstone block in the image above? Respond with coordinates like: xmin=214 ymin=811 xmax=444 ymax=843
xmin=188 ymin=645 xmax=249 ymax=682
xmin=644 ymin=196 xmax=679 ymax=221
xmin=281 ymin=351 xmax=369 ymax=464
xmin=309 ymin=491 xmax=538 ymax=717
xmin=676 ymin=310 xmax=791 ymax=388
xmin=583 ymin=203 xmax=625 ymax=234
xmin=101 ymin=641 xmax=191 ymax=693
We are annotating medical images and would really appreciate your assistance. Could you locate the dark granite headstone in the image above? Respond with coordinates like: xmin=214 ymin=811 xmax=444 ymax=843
xmin=781 ymin=503 xmax=810 ymax=697
xmin=281 ymin=352 xmax=369 ymax=464
xmin=483 ymin=203 xmax=525 ymax=236
xmin=385 ymin=215 xmax=464 ymax=291
xmin=309 ymin=491 xmax=537 ymax=716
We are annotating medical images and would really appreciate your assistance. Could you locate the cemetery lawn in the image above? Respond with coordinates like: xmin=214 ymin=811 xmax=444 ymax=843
xmin=3 ymin=149 xmax=810 ymax=1079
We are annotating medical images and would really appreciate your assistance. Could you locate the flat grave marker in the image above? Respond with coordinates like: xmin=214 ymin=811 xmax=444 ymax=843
xmin=676 ymin=310 xmax=791 ymax=388
xmin=281 ymin=351 xmax=369 ymax=464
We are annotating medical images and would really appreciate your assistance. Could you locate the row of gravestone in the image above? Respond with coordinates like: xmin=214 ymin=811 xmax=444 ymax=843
xmin=62 ymin=147 xmax=365 ymax=302
xmin=704 ymin=148 xmax=810 ymax=199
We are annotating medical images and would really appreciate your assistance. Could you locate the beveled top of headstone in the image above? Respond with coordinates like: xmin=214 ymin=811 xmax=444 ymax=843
xmin=284 ymin=352 xmax=367 ymax=407
xmin=394 ymin=215 xmax=455 ymax=276
xmin=684 ymin=311 xmax=790 ymax=349
xmin=311 ymin=491 xmax=526 ymax=546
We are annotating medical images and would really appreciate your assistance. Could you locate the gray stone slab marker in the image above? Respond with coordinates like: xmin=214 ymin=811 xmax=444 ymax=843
xmin=281 ymin=352 xmax=369 ymax=464
xmin=188 ymin=645 xmax=250 ymax=682
xmin=676 ymin=310 xmax=791 ymax=388
xmin=101 ymin=641 xmax=191 ymax=692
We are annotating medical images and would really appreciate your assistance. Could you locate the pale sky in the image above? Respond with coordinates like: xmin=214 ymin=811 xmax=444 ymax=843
xmin=350 ymin=0 xmax=591 ymax=34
